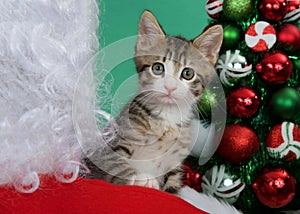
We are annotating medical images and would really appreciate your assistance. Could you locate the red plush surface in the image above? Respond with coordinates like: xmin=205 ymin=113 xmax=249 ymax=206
xmin=0 ymin=176 xmax=206 ymax=214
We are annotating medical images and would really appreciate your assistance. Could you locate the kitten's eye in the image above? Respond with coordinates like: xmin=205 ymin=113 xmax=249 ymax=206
xmin=152 ymin=63 xmax=165 ymax=75
xmin=181 ymin=68 xmax=195 ymax=80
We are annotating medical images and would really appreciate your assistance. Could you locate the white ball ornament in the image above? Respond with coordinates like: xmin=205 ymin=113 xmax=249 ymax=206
xmin=202 ymin=165 xmax=245 ymax=204
xmin=216 ymin=50 xmax=252 ymax=87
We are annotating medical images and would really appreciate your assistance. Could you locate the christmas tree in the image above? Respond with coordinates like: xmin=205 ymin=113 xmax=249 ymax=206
xmin=185 ymin=0 xmax=300 ymax=212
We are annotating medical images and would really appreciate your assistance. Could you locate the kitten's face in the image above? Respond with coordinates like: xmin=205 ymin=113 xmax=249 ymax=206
xmin=134 ymin=11 xmax=223 ymax=106
xmin=135 ymin=37 xmax=211 ymax=105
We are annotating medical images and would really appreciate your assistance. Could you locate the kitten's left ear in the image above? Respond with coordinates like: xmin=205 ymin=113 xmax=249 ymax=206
xmin=192 ymin=25 xmax=223 ymax=65
xmin=136 ymin=11 xmax=165 ymax=51
xmin=138 ymin=10 xmax=165 ymax=36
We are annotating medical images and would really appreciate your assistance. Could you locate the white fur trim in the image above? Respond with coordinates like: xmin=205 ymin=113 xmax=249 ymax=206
xmin=179 ymin=186 xmax=243 ymax=214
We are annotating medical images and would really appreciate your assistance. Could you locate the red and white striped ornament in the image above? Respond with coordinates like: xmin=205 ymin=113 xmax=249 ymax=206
xmin=284 ymin=0 xmax=300 ymax=22
xmin=202 ymin=165 xmax=245 ymax=204
xmin=206 ymin=0 xmax=223 ymax=20
xmin=266 ymin=122 xmax=300 ymax=161
xmin=245 ymin=21 xmax=277 ymax=52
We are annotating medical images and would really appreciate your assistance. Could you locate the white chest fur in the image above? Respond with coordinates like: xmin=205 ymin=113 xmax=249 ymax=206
xmin=152 ymin=102 xmax=192 ymax=127
xmin=120 ymin=99 xmax=194 ymax=177
xmin=129 ymin=111 xmax=192 ymax=176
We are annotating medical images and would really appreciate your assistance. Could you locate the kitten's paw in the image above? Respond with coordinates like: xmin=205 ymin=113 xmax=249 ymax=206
xmin=128 ymin=174 xmax=160 ymax=190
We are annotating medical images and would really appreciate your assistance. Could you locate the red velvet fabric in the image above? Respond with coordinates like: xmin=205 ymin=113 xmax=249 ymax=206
xmin=0 ymin=176 xmax=206 ymax=214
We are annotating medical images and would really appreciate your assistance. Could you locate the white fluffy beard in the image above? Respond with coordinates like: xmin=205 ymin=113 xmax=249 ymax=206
xmin=0 ymin=0 xmax=99 ymax=193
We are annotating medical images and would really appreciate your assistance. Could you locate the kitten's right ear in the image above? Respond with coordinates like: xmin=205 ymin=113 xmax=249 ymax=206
xmin=136 ymin=11 xmax=165 ymax=50
xmin=193 ymin=25 xmax=223 ymax=65
xmin=138 ymin=11 xmax=165 ymax=36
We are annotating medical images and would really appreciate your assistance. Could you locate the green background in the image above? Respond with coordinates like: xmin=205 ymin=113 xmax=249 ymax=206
xmin=98 ymin=0 xmax=210 ymax=114
xmin=99 ymin=0 xmax=209 ymax=46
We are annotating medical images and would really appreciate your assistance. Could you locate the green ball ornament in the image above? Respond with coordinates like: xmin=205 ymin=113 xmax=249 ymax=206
xmin=222 ymin=24 xmax=242 ymax=49
xmin=223 ymin=0 xmax=254 ymax=21
xmin=292 ymin=58 xmax=300 ymax=71
xmin=197 ymin=89 xmax=218 ymax=117
xmin=270 ymin=87 xmax=300 ymax=120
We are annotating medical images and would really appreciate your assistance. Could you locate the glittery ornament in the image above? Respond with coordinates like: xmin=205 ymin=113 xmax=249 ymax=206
xmin=227 ymin=87 xmax=260 ymax=118
xmin=276 ymin=24 xmax=300 ymax=53
xmin=222 ymin=24 xmax=242 ymax=49
xmin=284 ymin=0 xmax=300 ymax=21
xmin=259 ymin=0 xmax=288 ymax=21
xmin=245 ymin=21 xmax=276 ymax=52
xmin=223 ymin=0 xmax=254 ymax=21
xmin=266 ymin=122 xmax=300 ymax=161
xmin=217 ymin=124 xmax=260 ymax=164
xmin=206 ymin=0 xmax=224 ymax=20
xmin=183 ymin=163 xmax=202 ymax=192
xmin=253 ymin=168 xmax=296 ymax=208
xmin=202 ymin=165 xmax=245 ymax=204
xmin=216 ymin=50 xmax=252 ymax=87
xmin=270 ymin=87 xmax=300 ymax=120
xmin=255 ymin=51 xmax=293 ymax=84
xmin=197 ymin=89 xmax=218 ymax=117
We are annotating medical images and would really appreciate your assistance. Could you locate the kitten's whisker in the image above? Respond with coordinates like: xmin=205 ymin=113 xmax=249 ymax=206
xmin=136 ymin=91 xmax=157 ymax=105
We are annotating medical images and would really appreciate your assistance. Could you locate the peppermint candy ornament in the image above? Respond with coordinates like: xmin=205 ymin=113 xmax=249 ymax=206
xmin=245 ymin=21 xmax=277 ymax=52
xmin=266 ymin=122 xmax=300 ymax=161
xmin=216 ymin=50 xmax=252 ymax=87
xmin=202 ymin=165 xmax=245 ymax=204
xmin=206 ymin=0 xmax=224 ymax=20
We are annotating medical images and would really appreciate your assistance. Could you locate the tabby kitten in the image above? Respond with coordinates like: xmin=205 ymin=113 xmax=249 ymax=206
xmin=84 ymin=11 xmax=223 ymax=194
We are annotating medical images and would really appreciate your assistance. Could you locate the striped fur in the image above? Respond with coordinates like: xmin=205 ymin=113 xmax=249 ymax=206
xmin=84 ymin=11 xmax=223 ymax=194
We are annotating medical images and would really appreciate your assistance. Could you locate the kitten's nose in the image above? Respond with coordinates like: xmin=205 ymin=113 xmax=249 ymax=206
xmin=164 ymin=85 xmax=177 ymax=95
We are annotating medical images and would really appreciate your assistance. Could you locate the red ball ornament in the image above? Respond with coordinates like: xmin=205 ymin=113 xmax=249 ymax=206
xmin=259 ymin=0 xmax=288 ymax=21
xmin=227 ymin=87 xmax=260 ymax=118
xmin=217 ymin=124 xmax=260 ymax=164
xmin=255 ymin=51 xmax=293 ymax=84
xmin=266 ymin=122 xmax=300 ymax=161
xmin=252 ymin=168 xmax=296 ymax=208
xmin=276 ymin=24 xmax=300 ymax=53
xmin=183 ymin=163 xmax=202 ymax=192
xmin=245 ymin=21 xmax=276 ymax=52
xmin=206 ymin=0 xmax=224 ymax=20
xmin=287 ymin=0 xmax=300 ymax=12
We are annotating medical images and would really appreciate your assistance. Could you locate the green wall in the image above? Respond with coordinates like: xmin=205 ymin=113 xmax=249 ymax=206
xmin=100 ymin=0 xmax=209 ymax=46
xmin=98 ymin=0 xmax=210 ymax=114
